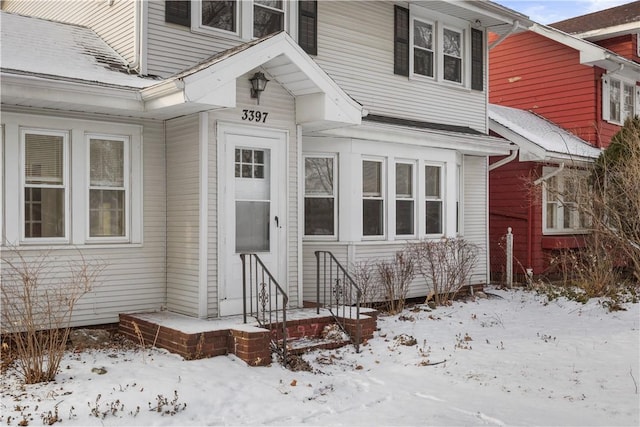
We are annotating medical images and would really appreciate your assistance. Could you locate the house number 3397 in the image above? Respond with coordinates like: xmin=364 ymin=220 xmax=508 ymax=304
xmin=241 ymin=109 xmax=268 ymax=123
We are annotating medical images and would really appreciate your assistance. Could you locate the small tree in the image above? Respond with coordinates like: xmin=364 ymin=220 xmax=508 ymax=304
xmin=1 ymin=248 xmax=103 ymax=384
xmin=411 ymin=238 xmax=479 ymax=306
xmin=376 ymin=250 xmax=415 ymax=314
xmin=351 ymin=260 xmax=380 ymax=308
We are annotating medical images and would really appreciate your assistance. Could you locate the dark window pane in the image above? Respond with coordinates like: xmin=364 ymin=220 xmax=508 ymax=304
xmin=254 ymin=5 xmax=283 ymax=38
xmin=396 ymin=200 xmax=414 ymax=235
xmin=305 ymin=157 xmax=333 ymax=195
xmin=254 ymin=165 xmax=264 ymax=179
xmin=414 ymin=49 xmax=434 ymax=77
xmin=363 ymin=199 xmax=383 ymax=236
xmin=242 ymin=165 xmax=252 ymax=178
xmin=414 ymin=21 xmax=433 ymax=50
xmin=254 ymin=150 xmax=264 ymax=164
xmin=24 ymin=187 xmax=64 ymax=238
xmin=444 ymin=56 xmax=461 ymax=83
xmin=426 ymin=201 xmax=442 ymax=234
xmin=363 ymin=161 xmax=381 ymax=195
xmin=235 ymin=148 xmax=241 ymax=162
xmin=305 ymin=198 xmax=334 ymax=235
xmin=165 ymin=0 xmax=191 ymax=26
xmin=235 ymin=164 xmax=241 ymax=177
xmin=202 ymin=0 xmax=235 ymax=32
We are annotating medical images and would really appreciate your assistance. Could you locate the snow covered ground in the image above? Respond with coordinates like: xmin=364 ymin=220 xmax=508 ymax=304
xmin=1 ymin=287 xmax=639 ymax=426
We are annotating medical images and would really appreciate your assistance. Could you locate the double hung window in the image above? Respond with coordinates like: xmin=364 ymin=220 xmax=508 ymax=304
xmin=304 ymin=156 xmax=336 ymax=236
xmin=603 ymin=75 xmax=639 ymax=125
xmin=22 ymin=130 xmax=68 ymax=240
xmin=254 ymin=1 xmax=284 ymax=38
xmin=363 ymin=160 xmax=384 ymax=237
xmin=88 ymin=136 xmax=129 ymax=239
xmin=413 ymin=19 xmax=434 ymax=78
xmin=201 ymin=0 xmax=236 ymax=33
xmin=543 ymin=169 xmax=589 ymax=234
xmin=395 ymin=162 xmax=415 ymax=236
xmin=425 ymin=165 xmax=443 ymax=234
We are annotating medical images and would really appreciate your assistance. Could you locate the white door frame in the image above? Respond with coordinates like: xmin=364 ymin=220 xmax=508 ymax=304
xmin=217 ymin=122 xmax=289 ymax=317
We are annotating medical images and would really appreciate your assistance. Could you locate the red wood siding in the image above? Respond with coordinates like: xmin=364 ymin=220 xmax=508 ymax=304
xmin=490 ymin=32 xmax=602 ymax=145
xmin=596 ymin=34 xmax=639 ymax=62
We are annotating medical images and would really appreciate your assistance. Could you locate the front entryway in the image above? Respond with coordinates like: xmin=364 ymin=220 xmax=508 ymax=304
xmin=219 ymin=125 xmax=287 ymax=316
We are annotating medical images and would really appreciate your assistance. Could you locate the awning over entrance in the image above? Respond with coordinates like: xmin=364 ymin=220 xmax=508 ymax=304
xmin=141 ymin=32 xmax=363 ymax=128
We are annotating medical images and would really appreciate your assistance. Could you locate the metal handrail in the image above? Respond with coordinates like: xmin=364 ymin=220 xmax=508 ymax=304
xmin=314 ymin=250 xmax=362 ymax=352
xmin=240 ymin=253 xmax=288 ymax=362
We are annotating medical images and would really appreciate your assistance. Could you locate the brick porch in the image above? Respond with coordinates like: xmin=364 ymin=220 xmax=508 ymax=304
xmin=119 ymin=308 xmax=377 ymax=366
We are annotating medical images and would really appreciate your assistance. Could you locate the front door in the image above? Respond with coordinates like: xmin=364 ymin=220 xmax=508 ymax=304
xmin=219 ymin=127 xmax=286 ymax=316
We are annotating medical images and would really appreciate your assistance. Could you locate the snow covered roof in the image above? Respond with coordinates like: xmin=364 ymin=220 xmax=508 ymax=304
xmin=488 ymin=104 xmax=602 ymax=163
xmin=0 ymin=11 xmax=157 ymax=89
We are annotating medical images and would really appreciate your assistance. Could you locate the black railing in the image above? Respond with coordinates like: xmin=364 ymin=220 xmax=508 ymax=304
xmin=240 ymin=253 xmax=288 ymax=362
xmin=314 ymin=251 xmax=362 ymax=352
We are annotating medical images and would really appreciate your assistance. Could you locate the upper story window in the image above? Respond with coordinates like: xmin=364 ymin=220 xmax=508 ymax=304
xmin=202 ymin=0 xmax=237 ymax=33
xmin=603 ymin=75 xmax=639 ymax=125
xmin=254 ymin=1 xmax=284 ymax=38
xmin=304 ymin=155 xmax=336 ymax=237
xmin=395 ymin=5 xmax=484 ymax=90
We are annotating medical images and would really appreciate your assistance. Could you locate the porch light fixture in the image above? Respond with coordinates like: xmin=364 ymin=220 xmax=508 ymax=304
xmin=249 ymin=72 xmax=269 ymax=105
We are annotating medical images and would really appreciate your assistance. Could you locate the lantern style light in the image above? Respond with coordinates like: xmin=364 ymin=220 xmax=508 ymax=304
xmin=249 ymin=72 xmax=269 ymax=105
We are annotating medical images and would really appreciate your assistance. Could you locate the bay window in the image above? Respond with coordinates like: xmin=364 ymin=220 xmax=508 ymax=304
xmin=425 ymin=164 xmax=443 ymax=234
xmin=395 ymin=162 xmax=415 ymax=236
xmin=22 ymin=129 xmax=68 ymax=240
xmin=363 ymin=159 xmax=384 ymax=237
xmin=304 ymin=156 xmax=336 ymax=236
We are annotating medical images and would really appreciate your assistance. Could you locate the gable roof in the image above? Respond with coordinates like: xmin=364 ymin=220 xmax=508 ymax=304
xmin=550 ymin=1 xmax=640 ymax=36
xmin=489 ymin=104 xmax=602 ymax=163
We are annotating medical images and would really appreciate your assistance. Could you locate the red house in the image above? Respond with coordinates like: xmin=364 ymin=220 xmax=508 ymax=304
xmin=487 ymin=2 xmax=640 ymax=281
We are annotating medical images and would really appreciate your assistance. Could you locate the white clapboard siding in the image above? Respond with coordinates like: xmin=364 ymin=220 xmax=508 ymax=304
xmin=3 ymin=0 xmax=136 ymax=63
xmin=166 ymin=114 xmax=201 ymax=316
xmin=143 ymin=1 xmax=487 ymax=132
xmin=206 ymin=73 xmax=299 ymax=316
xmin=314 ymin=1 xmax=486 ymax=131
xmin=463 ymin=155 xmax=489 ymax=284
xmin=146 ymin=1 xmax=240 ymax=77
xmin=1 ymin=114 xmax=166 ymax=327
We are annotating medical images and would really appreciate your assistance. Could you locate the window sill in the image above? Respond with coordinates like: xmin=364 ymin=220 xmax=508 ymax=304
xmin=3 ymin=243 xmax=144 ymax=251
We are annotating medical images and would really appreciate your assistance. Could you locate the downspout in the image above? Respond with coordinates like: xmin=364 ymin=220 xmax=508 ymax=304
xmin=533 ymin=162 xmax=564 ymax=186
xmin=488 ymin=149 xmax=518 ymax=171
xmin=489 ymin=21 xmax=522 ymax=50
xmin=126 ymin=0 xmax=143 ymax=74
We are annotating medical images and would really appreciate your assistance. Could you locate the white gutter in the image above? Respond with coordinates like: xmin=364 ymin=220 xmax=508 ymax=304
xmin=488 ymin=149 xmax=518 ymax=171
xmin=489 ymin=21 xmax=523 ymax=50
xmin=533 ymin=162 xmax=565 ymax=185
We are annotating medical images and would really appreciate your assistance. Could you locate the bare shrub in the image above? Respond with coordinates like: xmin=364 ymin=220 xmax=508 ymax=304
xmin=1 ymin=248 xmax=103 ymax=384
xmin=376 ymin=250 xmax=415 ymax=314
xmin=410 ymin=238 xmax=479 ymax=306
xmin=350 ymin=260 xmax=380 ymax=308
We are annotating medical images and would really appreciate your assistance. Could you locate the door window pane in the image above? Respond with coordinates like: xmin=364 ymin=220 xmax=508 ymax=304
xmin=236 ymin=201 xmax=270 ymax=252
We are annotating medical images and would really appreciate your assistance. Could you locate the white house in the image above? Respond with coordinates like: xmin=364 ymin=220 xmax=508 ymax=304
xmin=1 ymin=1 xmax=531 ymax=327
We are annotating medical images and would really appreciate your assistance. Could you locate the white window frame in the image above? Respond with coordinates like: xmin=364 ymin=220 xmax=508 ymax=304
xmin=20 ymin=128 xmax=70 ymax=244
xmin=394 ymin=160 xmax=417 ymax=238
xmin=409 ymin=7 xmax=469 ymax=87
xmin=86 ymin=133 xmax=131 ymax=243
xmin=362 ymin=158 xmax=386 ymax=239
xmin=542 ymin=167 xmax=590 ymax=235
xmin=192 ymin=1 xmax=290 ymax=40
xmin=424 ymin=162 xmax=444 ymax=236
xmin=303 ymin=154 xmax=337 ymax=240
xmin=602 ymin=74 xmax=639 ymax=125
